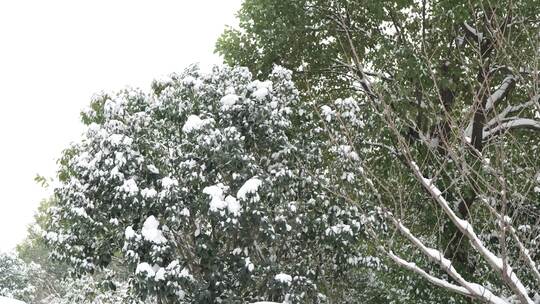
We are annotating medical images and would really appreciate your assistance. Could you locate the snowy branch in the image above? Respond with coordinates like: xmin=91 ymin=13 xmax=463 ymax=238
xmin=407 ymin=161 xmax=534 ymax=304
xmin=466 ymin=92 xmax=539 ymax=142
xmin=485 ymin=96 xmax=539 ymax=130
xmin=485 ymin=76 xmax=516 ymax=113
xmin=385 ymin=215 xmax=508 ymax=303
xmin=481 ymin=199 xmax=540 ymax=285
xmin=464 ymin=76 xmax=515 ymax=140
xmin=463 ymin=22 xmax=484 ymax=42
xmin=380 ymin=247 xmax=473 ymax=298
xmin=484 ymin=118 xmax=540 ymax=140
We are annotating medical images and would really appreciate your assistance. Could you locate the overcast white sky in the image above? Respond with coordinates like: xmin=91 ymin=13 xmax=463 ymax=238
xmin=0 ymin=0 xmax=242 ymax=253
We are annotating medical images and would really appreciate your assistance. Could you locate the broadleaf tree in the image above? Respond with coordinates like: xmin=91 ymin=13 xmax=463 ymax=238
xmin=0 ymin=253 xmax=40 ymax=303
xmin=217 ymin=0 xmax=540 ymax=302
xmin=44 ymin=65 xmax=382 ymax=303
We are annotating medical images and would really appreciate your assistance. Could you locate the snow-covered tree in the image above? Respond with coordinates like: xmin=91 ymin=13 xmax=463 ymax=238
xmin=43 ymin=269 xmax=149 ymax=304
xmin=218 ymin=0 xmax=540 ymax=302
xmin=316 ymin=7 xmax=540 ymax=304
xmin=44 ymin=65 xmax=380 ymax=303
xmin=42 ymin=1 xmax=540 ymax=302
xmin=0 ymin=253 xmax=40 ymax=303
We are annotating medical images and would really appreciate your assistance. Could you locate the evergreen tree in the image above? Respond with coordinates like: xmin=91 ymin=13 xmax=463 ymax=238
xmin=44 ymin=65 xmax=380 ymax=303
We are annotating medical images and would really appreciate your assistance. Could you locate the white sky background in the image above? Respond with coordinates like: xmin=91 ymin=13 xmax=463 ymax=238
xmin=0 ymin=0 xmax=242 ymax=253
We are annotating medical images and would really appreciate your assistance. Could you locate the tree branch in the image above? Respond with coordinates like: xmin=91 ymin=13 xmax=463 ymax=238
xmin=407 ymin=161 xmax=534 ymax=304
xmin=384 ymin=217 xmax=509 ymax=303
xmin=484 ymin=118 xmax=540 ymax=141
xmin=485 ymin=76 xmax=517 ymax=113
xmin=485 ymin=95 xmax=539 ymax=130
xmin=379 ymin=246 xmax=475 ymax=298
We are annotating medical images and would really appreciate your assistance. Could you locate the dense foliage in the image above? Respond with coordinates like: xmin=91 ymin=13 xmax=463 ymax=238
xmin=42 ymin=65 xmax=388 ymax=303
xmin=217 ymin=0 xmax=540 ymax=302
xmin=11 ymin=0 xmax=539 ymax=303
xmin=0 ymin=253 xmax=39 ymax=302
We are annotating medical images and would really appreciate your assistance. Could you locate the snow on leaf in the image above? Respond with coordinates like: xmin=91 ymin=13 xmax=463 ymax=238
xmin=182 ymin=115 xmax=209 ymax=133
xmin=124 ymin=226 xmax=136 ymax=239
xmin=203 ymin=184 xmax=227 ymax=212
xmin=147 ymin=164 xmax=159 ymax=174
xmin=237 ymin=177 xmax=262 ymax=201
xmin=220 ymin=94 xmax=239 ymax=110
xmin=321 ymin=105 xmax=333 ymax=122
xmin=136 ymin=262 xmax=156 ymax=277
xmin=180 ymin=207 xmax=190 ymax=217
xmin=250 ymin=80 xmax=272 ymax=100
xmin=120 ymin=178 xmax=139 ymax=196
xmin=141 ymin=188 xmax=157 ymax=199
xmin=274 ymin=273 xmax=292 ymax=285
xmin=108 ymin=134 xmax=132 ymax=146
xmin=161 ymin=177 xmax=179 ymax=189
xmin=253 ymin=87 xmax=269 ymax=100
xmin=141 ymin=216 xmax=166 ymax=244
xmin=245 ymin=257 xmax=255 ymax=272
xmin=225 ymin=195 xmax=241 ymax=215
xmin=203 ymin=184 xmax=241 ymax=214
xmin=45 ymin=231 xmax=58 ymax=242
xmin=155 ymin=267 xmax=166 ymax=281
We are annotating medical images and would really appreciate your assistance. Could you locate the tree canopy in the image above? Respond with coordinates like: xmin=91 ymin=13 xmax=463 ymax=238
xmin=217 ymin=0 xmax=540 ymax=303
xmin=13 ymin=0 xmax=540 ymax=303
xmin=43 ymin=65 xmax=388 ymax=303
